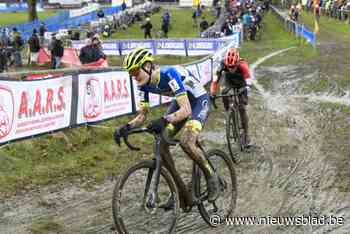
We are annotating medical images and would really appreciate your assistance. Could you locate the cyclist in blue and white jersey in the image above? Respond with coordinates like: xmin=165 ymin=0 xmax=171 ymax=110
xmin=114 ymin=48 xmax=220 ymax=208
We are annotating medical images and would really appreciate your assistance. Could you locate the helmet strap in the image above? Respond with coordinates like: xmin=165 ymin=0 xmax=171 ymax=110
xmin=141 ymin=62 xmax=154 ymax=85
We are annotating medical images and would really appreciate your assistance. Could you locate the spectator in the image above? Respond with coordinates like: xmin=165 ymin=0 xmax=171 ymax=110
xmin=162 ymin=9 xmax=171 ymax=26
xmin=97 ymin=9 xmax=105 ymax=18
xmin=39 ymin=22 xmax=47 ymax=46
xmin=0 ymin=41 xmax=8 ymax=72
xmin=28 ymin=29 xmax=41 ymax=65
xmin=11 ymin=28 xmax=24 ymax=67
xmin=79 ymin=37 xmax=106 ymax=64
xmin=141 ymin=17 xmax=153 ymax=39
xmin=121 ymin=1 xmax=127 ymax=11
xmin=215 ymin=1 xmax=222 ymax=18
xmin=0 ymin=28 xmax=10 ymax=47
xmin=229 ymin=14 xmax=238 ymax=25
xmin=161 ymin=20 xmax=169 ymax=38
xmin=50 ymin=34 xmax=64 ymax=69
xmin=86 ymin=30 xmax=94 ymax=39
xmin=102 ymin=24 xmax=111 ymax=38
xmin=79 ymin=39 xmax=93 ymax=64
xmin=192 ymin=5 xmax=201 ymax=27
xmin=161 ymin=10 xmax=170 ymax=38
xmin=199 ymin=17 xmax=209 ymax=32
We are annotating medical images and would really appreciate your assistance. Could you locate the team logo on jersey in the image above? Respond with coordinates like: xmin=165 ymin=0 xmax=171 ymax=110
xmin=168 ymin=79 xmax=180 ymax=92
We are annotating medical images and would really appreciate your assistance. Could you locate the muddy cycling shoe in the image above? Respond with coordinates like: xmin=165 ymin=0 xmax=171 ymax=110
xmin=207 ymin=173 xmax=220 ymax=202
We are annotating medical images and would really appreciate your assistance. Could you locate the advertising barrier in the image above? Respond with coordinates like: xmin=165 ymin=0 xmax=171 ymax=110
xmin=0 ymin=55 xmax=214 ymax=145
xmin=0 ymin=77 xmax=72 ymax=144
xmin=0 ymin=28 xmax=238 ymax=145
xmin=271 ymin=5 xmax=317 ymax=47
xmin=77 ymin=71 xmax=133 ymax=124
xmin=72 ymin=32 xmax=241 ymax=56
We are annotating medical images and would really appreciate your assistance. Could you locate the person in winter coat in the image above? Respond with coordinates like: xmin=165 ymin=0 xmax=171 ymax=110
xmin=28 ymin=29 xmax=41 ymax=65
xmin=12 ymin=27 xmax=24 ymax=67
xmin=140 ymin=17 xmax=153 ymax=39
xmin=50 ymin=34 xmax=64 ymax=69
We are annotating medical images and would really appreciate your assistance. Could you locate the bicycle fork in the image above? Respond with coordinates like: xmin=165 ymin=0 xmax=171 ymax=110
xmin=143 ymin=136 xmax=162 ymax=211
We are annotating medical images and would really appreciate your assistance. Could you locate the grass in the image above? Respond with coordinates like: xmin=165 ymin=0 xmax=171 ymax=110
xmin=0 ymin=11 xmax=58 ymax=26
xmin=240 ymin=12 xmax=318 ymax=66
xmin=296 ymin=10 xmax=350 ymax=90
xmin=300 ymin=11 xmax=350 ymax=41
xmin=111 ymin=7 xmax=216 ymax=39
xmin=29 ymin=218 xmax=63 ymax=234
xmin=0 ymin=11 xmax=318 ymax=197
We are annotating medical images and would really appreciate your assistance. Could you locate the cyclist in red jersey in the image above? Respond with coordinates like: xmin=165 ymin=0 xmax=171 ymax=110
xmin=210 ymin=48 xmax=252 ymax=147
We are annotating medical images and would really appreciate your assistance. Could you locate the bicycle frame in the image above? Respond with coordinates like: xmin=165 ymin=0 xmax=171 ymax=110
xmin=143 ymin=133 xmax=213 ymax=211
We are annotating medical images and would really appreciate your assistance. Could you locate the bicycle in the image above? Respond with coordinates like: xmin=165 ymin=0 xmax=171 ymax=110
xmin=212 ymin=87 xmax=248 ymax=163
xmin=112 ymin=125 xmax=237 ymax=233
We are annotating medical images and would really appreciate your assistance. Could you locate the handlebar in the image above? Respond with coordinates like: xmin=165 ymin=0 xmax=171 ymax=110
xmin=119 ymin=127 xmax=180 ymax=151
xmin=214 ymin=87 xmax=248 ymax=99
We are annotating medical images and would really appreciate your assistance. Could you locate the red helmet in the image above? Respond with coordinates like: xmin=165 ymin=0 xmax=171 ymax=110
xmin=224 ymin=48 xmax=240 ymax=68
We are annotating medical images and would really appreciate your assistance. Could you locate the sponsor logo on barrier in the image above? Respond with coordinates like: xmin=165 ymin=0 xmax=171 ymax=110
xmin=187 ymin=41 xmax=214 ymax=50
xmin=0 ymin=77 xmax=73 ymax=144
xmin=102 ymin=43 xmax=118 ymax=50
xmin=18 ymin=86 xmax=65 ymax=119
xmin=103 ymin=76 xmax=129 ymax=102
xmin=84 ymin=78 xmax=103 ymax=119
xmin=121 ymin=42 xmax=153 ymax=50
xmin=0 ymin=86 xmax=14 ymax=139
xmin=78 ymin=72 xmax=132 ymax=124
xmin=157 ymin=42 xmax=185 ymax=49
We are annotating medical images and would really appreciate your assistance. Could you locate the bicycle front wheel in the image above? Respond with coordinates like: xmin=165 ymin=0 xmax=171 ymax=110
xmin=196 ymin=149 xmax=237 ymax=227
xmin=226 ymin=110 xmax=244 ymax=162
xmin=112 ymin=160 xmax=180 ymax=234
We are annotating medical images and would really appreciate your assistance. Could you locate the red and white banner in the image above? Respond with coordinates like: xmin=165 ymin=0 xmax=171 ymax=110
xmin=0 ymin=77 xmax=73 ymax=144
xmin=77 ymin=71 xmax=133 ymax=124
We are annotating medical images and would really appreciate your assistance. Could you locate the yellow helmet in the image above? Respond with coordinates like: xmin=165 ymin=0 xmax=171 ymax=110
xmin=123 ymin=48 xmax=154 ymax=72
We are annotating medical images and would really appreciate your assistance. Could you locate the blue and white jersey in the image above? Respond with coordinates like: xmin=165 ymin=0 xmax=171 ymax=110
xmin=138 ymin=65 xmax=207 ymax=105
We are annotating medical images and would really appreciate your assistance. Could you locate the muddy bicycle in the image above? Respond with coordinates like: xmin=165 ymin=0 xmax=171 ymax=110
xmin=112 ymin=126 xmax=237 ymax=233
xmin=213 ymin=87 xmax=248 ymax=163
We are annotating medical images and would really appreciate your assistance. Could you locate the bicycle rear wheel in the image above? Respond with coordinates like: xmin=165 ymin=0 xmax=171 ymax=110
xmin=196 ymin=149 xmax=237 ymax=227
xmin=112 ymin=160 xmax=180 ymax=234
xmin=226 ymin=110 xmax=244 ymax=162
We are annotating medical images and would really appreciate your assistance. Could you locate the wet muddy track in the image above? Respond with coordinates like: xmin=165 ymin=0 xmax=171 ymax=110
xmin=1 ymin=49 xmax=350 ymax=233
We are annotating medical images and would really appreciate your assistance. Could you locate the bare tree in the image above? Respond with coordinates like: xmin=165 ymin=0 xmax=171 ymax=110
xmin=28 ymin=0 xmax=38 ymax=22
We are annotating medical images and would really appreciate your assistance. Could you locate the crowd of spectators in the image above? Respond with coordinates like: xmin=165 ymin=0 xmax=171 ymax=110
xmin=199 ymin=0 xmax=268 ymax=40
xmin=0 ymin=1 xmax=161 ymax=72
xmin=313 ymin=0 xmax=350 ymax=21
xmin=0 ymin=27 xmax=25 ymax=72
xmin=284 ymin=0 xmax=350 ymax=22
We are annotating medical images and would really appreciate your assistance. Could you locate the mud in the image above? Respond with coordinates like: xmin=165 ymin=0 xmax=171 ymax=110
xmin=1 ymin=47 xmax=350 ymax=233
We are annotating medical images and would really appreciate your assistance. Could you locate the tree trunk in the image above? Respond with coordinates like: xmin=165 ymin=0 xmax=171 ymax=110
xmin=28 ymin=0 xmax=38 ymax=22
